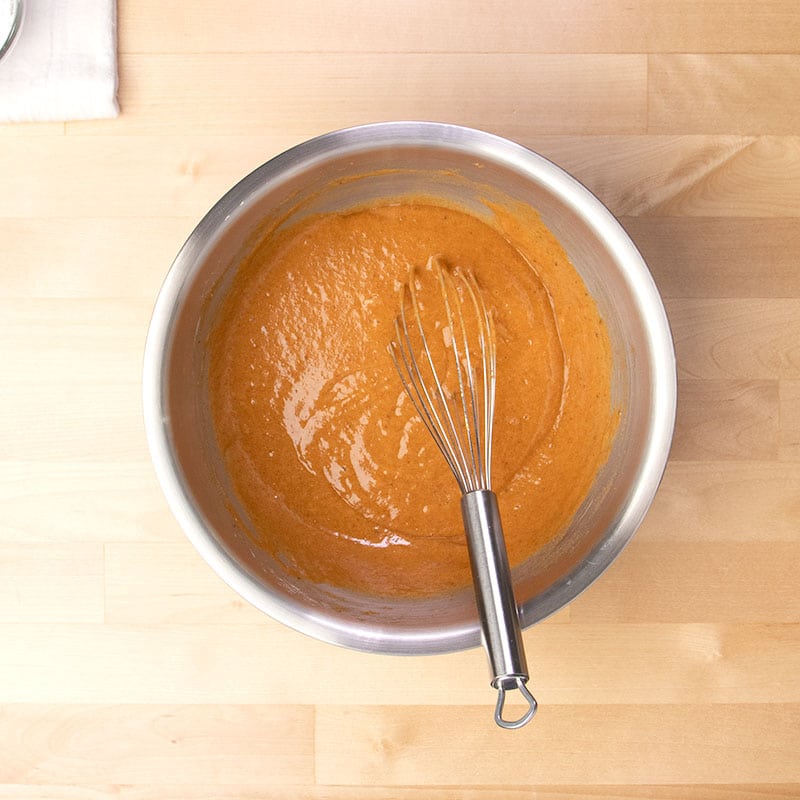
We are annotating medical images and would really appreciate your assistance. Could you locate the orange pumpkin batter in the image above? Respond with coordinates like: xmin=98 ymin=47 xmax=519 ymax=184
xmin=208 ymin=198 xmax=616 ymax=598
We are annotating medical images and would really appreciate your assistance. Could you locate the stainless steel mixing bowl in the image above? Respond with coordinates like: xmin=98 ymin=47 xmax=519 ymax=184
xmin=143 ymin=122 xmax=676 ymax=655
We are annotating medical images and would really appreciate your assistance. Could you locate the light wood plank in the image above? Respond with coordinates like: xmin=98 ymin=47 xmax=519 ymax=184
xmin=2 ymin=788 xmax=536 ymax=800
xmin=672 ymin=379 xmax=779 ymax=461
xmin=69 ymin=53 xmax=647 ymax=137
xmin=620 ymin=218 xmax=800 ymax=299
xmin=0 ymin=382 xmax=144 ymax=462
xmin=648 ymin=55 xmax=800 ymax=135
xmin=2 ymin=785 xmax=799 ymax=799
xmin=553 ymin=135 xmax=800 ymax=218
xmin=118 ymin=0 xmax=800 ymax=54
xmin=0 ymin=299 xmax=150 ymax=463
xmin=666 ymin=299 xmax=800 ymax=380
xmin=314 ymin=703 xmax=800 ymax=785
xmin=0 ymin=545 xmax=103 ymax=623
xmin=0 ymin=135 xmax=296 ymax=219
xmin=634 ymin=136 xmax=800 ymax=217
xmin=534 ymin=623 xmax=800 ymax=706
xmin=0 ymin=217 xmax=193 ymax=299
xmin=537 ymin=135 xmax=800 ymax=218
xmin=779 ymin=380 xmax=800 ymax=461
xmin=101 ymin=787 xmax=800 ymax=800
xmin=0 ymin=462 xmax=176 ymax=544
xmin=639 ymin=460 xmax=800 ymax=542
xmin=569 ymin=541 xmax=800 ymax=623
xmin=5 ymin=135 xmax=800 ymax=219
xmin=0 ymin=299 xmax=150 ymax=386
xmin=0 ymin=705 xmax=314 ymax=786
xmin=0 ymin=122 xmax=64 ymax=137
xmin=104 ymin=541 xmax=268 ymax=624
xmin=1 ymin=622 xmax=797 ymax=706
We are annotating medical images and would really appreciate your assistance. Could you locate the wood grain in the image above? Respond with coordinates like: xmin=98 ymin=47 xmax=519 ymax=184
xmin=0 ymin=122 xmax=63 ymax=137
xmin=0 ymin=705 xmax=314 ymax=785
xmin=2 ymin=621 xmax=797 ymax=706
xmin=779 ymin=380 xmax=800 ymax=461
xmin=648 ymin=55 xmax=800 ymax=135
xmin=0 ymin=135 xmax=296 ymax=218
xmin=0 ymin=299 xmax=149 ymax=387
xmin=0 ymin=462 xmax=173 ymax=543
xmin=620 ymin=217 xmax=800 ymax=299
xmin=0 ymin=381 xmax=143 ymax=463
xmin=672 ymin=379 xmax=779 ymax=461
xmin=639 ymin=460 xmax=800 ymax=542
xmin=565 ymin=136 xmax=800 ymax=218
xmin=104 ymin=541 xmax=270 ymax=625
xmin=0 ymin=299 xmax=149 ymax=462
xmin=666 ymin=299 xmax=800 ymax=380
xmin=0 ymin=544 xmax=103 ymax=623
xmin=0 ymin=217 xmax=193 ymax=299
xmin=119 ymin=0 xmax=800 ymax=54
xmin=1 ymin=786 xmax=799 ymax=800
xmin=74 ymin=53 xmax=647 ymax=137
xmin=520 ymin=136 xmax=800 ymax=218
xmin=3 ymin=135 xmax=799 ymax=219
xmin=568 ymin=542 xmax=800 ymax=623
xmin=315 ymin=704 xmax=800 ymax=785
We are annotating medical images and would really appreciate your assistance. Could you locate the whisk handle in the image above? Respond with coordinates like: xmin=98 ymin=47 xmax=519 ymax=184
xmin=461 ymin=489 xmax=537 ymax=729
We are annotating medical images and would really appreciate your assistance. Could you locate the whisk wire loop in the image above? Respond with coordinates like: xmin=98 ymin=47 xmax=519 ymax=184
xmin=390 ymin=281 xmax=470 ymax=491
xmin=389 ymin=259 xmax=497 ymax=495
xmin=438 ymin=267 xmax=483 ymax=493
xmin=452 ymin=268 xmax=498 ymax=492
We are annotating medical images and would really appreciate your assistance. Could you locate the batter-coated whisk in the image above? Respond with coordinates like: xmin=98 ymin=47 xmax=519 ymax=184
xmin=389 ymin=257 xmax=537 ymax=730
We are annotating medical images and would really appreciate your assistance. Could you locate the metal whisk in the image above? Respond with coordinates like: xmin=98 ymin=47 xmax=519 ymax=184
xmin=389 ymin=257 xmax=538 ymax=730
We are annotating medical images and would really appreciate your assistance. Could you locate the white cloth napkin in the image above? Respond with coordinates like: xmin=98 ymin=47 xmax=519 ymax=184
xmin=0 ymin=0 xmax=119 ymax=122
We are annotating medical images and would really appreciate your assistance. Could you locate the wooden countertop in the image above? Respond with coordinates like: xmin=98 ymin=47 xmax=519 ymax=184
xmin=2 ymin=2 xmax=799 ymax=797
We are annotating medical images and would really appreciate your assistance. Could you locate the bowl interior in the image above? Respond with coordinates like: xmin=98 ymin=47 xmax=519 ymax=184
xmin=150 ymin=125 xmax=675 ymax=654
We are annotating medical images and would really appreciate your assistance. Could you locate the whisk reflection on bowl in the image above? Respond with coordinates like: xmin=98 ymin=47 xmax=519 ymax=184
xmin=389 ymin=256 xmax=538 ymax=729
